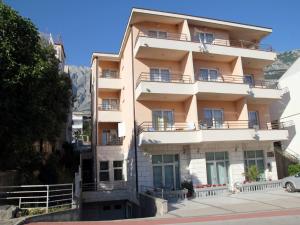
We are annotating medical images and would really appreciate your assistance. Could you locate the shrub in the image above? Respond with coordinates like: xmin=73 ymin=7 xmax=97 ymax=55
xmin=244 ymin=165 xmax=260 ymax=182
xmin=288 ymin=164 xmax=300 ymax=176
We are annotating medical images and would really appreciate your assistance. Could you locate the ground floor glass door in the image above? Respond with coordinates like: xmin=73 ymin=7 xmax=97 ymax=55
xmin=206 ymin=152 xmax=229 ymax=185
xmin=152 ymin=154 xmax=180 ymax=190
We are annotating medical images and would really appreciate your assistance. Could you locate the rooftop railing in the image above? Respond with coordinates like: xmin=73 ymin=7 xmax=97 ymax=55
xmin=135 ymin=29 xmax=273 ymax=52
xmin=136 ymin=72 xmax=192 ymax=87
xmin=82 ymin=181 xmax=127 ymax=192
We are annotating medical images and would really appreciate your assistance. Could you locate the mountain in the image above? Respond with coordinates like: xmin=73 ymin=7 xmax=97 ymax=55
xmin=264 ymin=49 xmax=300 ymax=79
xmin=68 ymin=65 xmax=91 ymax=114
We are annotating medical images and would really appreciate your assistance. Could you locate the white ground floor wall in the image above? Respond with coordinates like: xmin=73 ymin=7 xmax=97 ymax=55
xmin=137 ymin=141 xmax=278 ymax=189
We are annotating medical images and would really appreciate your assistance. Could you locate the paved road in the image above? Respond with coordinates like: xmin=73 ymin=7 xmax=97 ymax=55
xmin=25 ymin=190 xmax=300 ymax=225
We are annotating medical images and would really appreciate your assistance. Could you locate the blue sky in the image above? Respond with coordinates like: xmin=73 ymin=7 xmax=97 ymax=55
xmin=5 ymin=0 xmax=300 ymax=66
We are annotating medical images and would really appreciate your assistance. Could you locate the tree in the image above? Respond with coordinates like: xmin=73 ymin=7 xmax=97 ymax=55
xmin=0 ymin=3 xmax=72 ymax=182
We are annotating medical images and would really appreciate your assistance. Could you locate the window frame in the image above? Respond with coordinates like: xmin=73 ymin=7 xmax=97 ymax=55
xmin=99 ymin=161 xmax=110 ymax=181
xmin=113 ymin=160 xmax=124 ymax=181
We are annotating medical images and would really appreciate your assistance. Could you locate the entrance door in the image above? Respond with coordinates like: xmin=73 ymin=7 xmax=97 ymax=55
xmin=206 ymin=152 xmax=229 ymax=185
xmin=152 ymin=154 xmax=180 ymax=190
xmin=248 ymin=111 xmax=259 ymax=128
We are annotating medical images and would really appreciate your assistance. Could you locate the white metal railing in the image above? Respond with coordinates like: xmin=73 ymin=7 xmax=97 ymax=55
xmin=0 ymin=183 xmax=73 ymax=213
xmin=82 ymin=181 xmax=127 ymax=192
xmin=194 ymin=185 xmax=229 ymax=198
xmin=237 ymin=180 xmax=283 ymax=193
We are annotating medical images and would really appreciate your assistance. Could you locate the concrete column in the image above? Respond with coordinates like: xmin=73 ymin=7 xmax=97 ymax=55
xmin=178 ymin=19 xmax=191 ymax=41
xmin=229 ymin=145 xmax=245 ymax=187
xmin=231 ymin=56 xmax=244 ymax=76
xmin=184 ymin=95 xmax=198 ymax=129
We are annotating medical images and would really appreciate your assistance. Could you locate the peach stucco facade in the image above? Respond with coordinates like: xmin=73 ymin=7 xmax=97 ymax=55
xmin=88 ymin=8 xmax=289 ymax=203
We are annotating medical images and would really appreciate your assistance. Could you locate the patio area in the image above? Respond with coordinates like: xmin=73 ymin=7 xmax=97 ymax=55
xmin=163 ymin=190 xmax=300 ymax=218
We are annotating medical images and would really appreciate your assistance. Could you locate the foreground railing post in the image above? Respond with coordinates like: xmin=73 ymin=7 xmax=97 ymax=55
xmin=46 ymin=185 xmax=49 ymax=213
xmin=71 ymin=183 xmax=74 ymax=208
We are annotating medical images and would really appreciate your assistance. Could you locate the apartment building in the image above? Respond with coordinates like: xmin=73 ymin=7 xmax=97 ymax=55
xmin=88 ymin=8 xmax=289 ymax=203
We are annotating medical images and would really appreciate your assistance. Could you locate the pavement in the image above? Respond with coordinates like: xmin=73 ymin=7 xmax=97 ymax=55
xmin=21 ymin=190 xmax=300 ymax=225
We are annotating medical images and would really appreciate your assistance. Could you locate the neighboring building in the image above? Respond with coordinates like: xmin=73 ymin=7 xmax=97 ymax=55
xmin=72 ymin=112 xmax=91 ymax=152
xmin=88 ymin=8 xmax=289 ymax=204
xmin=270 ymin=58 xmax=300 ymax=176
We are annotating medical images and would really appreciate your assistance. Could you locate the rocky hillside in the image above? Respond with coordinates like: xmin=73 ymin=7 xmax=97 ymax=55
xmin=68 ymin=65 xmax=91 ymax=114
xmin=264 ymin=49 xmax=300 ymax=79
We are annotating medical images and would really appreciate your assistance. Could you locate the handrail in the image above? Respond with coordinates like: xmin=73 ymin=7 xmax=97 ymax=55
xmin=82 ymin=181 xmax=127 ymax=192
xmin=136 ymin=72 xmax=192 ymax=87
xmin=191 ymin=35 xmax=273 ymax=52
xmin=100 ymin=136 xmax=123 ymax=146
xmin=136 ymin=120 xmax=292 ymax=134
xmin=135 ymin=29 xmax=273 ymax=52
xmin=196 ymin=74 xmax=279 ymax=89
xmin=99 ymin=71 xmax=120 ymax=79
xmin=137 ymin=122 xmax=196 ymax=134
xmin=137 ymin=30 xmax=188 ymax=43
xmin=98 ymin=103 xmax=120 ymax=111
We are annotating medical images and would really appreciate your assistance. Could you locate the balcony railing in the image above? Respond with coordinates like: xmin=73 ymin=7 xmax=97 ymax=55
xmin=136 ymin=30 xmax=188 ymax=43
xmin=98 ymin=103 xmax=120 ymax=111
xmin=137 ymin=120 xmax=292 ymax=134
xmin=136 ymin=72 xmax=192 ymax=87
xmin=137 ymin=122 xmax=196 ymax=134
xmin=196 ymin=74 xmax=279 ymax=89
xmin=82 ymin=181 xmax=127 ymax=192
xmin=100 ymin=137 xmax=123 ymax=146
xmin=135 ymin=29 xmax=273 ymax=52
xmin=199 ymin=120 xmax=292 ymax=130
xmin=99 ymin=71 xmax=119 ymax=79
xmin=191 ymin=36 xmax=273 ymax=52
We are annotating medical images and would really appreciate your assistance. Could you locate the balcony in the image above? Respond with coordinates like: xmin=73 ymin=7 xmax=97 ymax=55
xmin=134 ymin=30 xmax=276 ymax=61
xmin=196 ymin=75 xmax=249 ymax=101
xmin=98 ymin=72 xmax=122 ymax=90
xmin=138 ymin=122 xmax=198 ymax=145
xmin=135 ymin=72 xmax=193 ymax=101
xmin=247 ymin=79 xmax=282 ymax=103
xmin=137 ymin=120 xmax=289 ymax=145
xmin=98 ymin=103 xmax=122 ymax=122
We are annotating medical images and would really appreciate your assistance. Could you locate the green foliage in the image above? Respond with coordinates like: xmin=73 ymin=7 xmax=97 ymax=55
xmin=245 ymin=165 xmax=260 ymax=182
xmin=27 ymin=208 xmax=46 ymax=216
xmin=0 ymin=3 xmax=72 ymax=182
xmin=288 ymin=164 xmax=300 ymax=176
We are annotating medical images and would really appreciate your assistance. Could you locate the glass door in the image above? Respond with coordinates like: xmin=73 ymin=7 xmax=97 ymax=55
xmin=248 ymin=111 xmax=259 ymax=128
xmin=206 ymin=152 xmax=229 ymax=185
xmin=199 ymin=69 xmax=218 ymax=81
xmin=204 ymin=109 xmax=224 ymax=128
xmin=152 ymin=110 xmax=174 ymax=131
xmin=244 ymin=74 xmax=255 ymax=86
xmin=150 ymin=68 xmax=170 ymax=82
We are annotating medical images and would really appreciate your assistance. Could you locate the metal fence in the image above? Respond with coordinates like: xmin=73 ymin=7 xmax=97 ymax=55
xmin=0 ymin=183 xmax=73 ymax=213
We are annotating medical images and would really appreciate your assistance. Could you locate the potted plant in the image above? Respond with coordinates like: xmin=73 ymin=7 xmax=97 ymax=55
xmin=181 ymin=180 xmax=194 ymax=198
xmin=244 ymin=165 xmax=260 ymax=182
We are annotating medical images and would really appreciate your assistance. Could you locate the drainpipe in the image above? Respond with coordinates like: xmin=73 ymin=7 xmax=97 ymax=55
xmin=130 ymin=25 xmax=139 ymax=194
xmin=95 ymin=56 xmax=99 ymax=185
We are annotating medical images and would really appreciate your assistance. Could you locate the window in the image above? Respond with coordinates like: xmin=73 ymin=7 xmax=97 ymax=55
xmin=101 ymin=129 xmax=119 ymax=145
xmin=99 ymin=161 xmax=109 ymax=181
xmin=152 ymin=154 xmax=180 ymax=190
xmin=202 ymin=109 xmax=224 ymax=128
xmin=102 ymin=69 xmax=118 ymax=78
xmin=113 ymin=161 xmax=123 ymax=181
xmin=150 ymin=68 xmax=170 ymax=82
xmin=102 ymin=99 xmax=119 ymax=111
xmin=205 ymin=152 xmax=230 ymax=185
xmin=148 ymin=30 xmax=167 ymax=39
xmin=244 ymin=150 xmax=265 ymax=180
xmin=197 ymin=32 xmax=214 ymax=44
xmin=248 ymin=111 xmax=259 ymax=129
xmin=152 ymin=110 xmax=174 ymax=131
xmin=244 ymin=74 xmax=254 ymax=86
xmin=198 ymin=69 xmax=218 ymax=81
